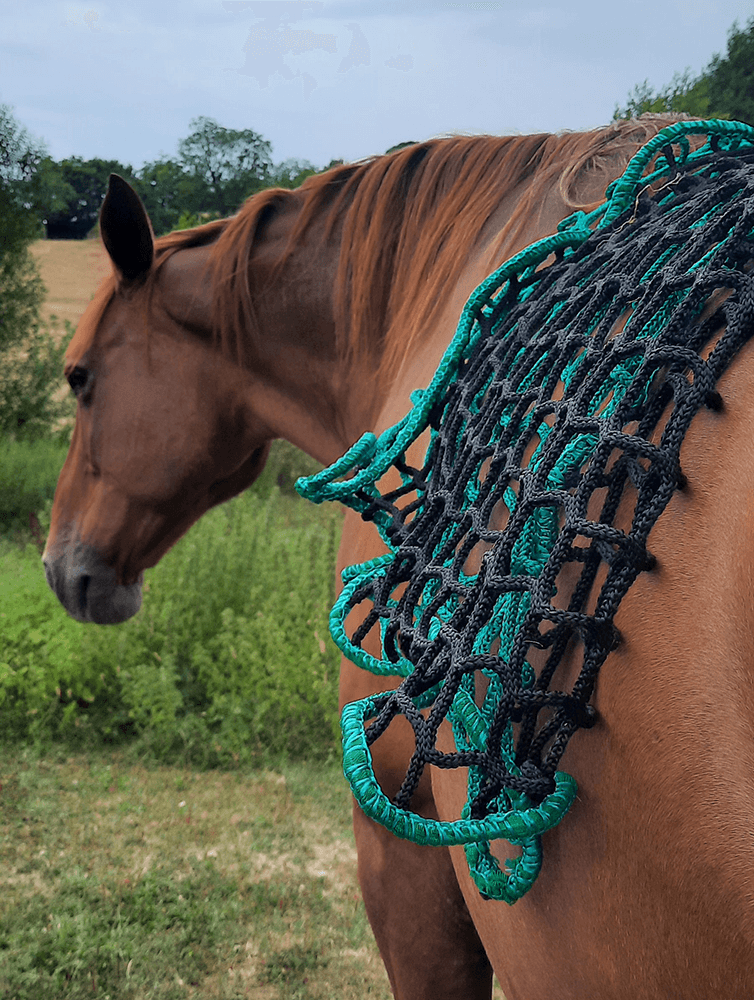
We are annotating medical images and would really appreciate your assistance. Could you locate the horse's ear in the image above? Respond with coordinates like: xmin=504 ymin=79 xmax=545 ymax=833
xmin=100 ymin=174 xmax=154 ymax=282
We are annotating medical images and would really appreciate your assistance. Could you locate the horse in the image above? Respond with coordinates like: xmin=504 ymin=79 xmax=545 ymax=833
xmin=43 ymin=116 xmax=754 ymax=999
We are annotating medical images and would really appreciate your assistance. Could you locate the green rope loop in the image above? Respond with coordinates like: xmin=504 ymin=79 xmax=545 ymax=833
xmin=341 ymin=694 xmax=578 ymax=846
xmin=600 ymin=119 xmax=754 ymax=226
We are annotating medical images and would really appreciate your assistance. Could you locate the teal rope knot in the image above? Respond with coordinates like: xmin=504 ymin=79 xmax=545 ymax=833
xmin=297 ymin=120 xmax=754 ymax=903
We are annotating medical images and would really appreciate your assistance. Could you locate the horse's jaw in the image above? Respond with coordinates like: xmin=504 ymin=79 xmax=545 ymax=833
xmin=42 ymin=541 xmax=143 ymax=625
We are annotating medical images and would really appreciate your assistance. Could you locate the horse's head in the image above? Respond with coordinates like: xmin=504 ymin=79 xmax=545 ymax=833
xmin=43 ymin=176 xmax=272 ymax=624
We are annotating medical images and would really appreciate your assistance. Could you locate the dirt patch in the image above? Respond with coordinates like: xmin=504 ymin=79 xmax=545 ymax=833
xmin=30 ymin=238 xmax=111 ymax=336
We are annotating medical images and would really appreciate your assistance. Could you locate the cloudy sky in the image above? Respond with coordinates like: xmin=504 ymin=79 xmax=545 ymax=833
xmin=2 ymin=0 xmax=753 ymax=172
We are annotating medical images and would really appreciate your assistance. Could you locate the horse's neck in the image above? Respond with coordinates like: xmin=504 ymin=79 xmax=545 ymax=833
xmin=375 ymin=172 xmax=598 ymax=436
xmin=160 ymin=154 xmax=618 ymax=465
xmin=159 ymin=238 xmax=364 ymax=466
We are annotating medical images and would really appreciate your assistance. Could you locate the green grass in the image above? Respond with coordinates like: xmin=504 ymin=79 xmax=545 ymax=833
xmin=0 ymin=438 xmax=68 ymax=539
xmin=0 ymin=441 xmax=344 ymax=762
xmin=0 ymin=747 xmax=392 ymax=999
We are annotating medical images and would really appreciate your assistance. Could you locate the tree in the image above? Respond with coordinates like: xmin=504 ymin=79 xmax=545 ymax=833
xmin=267 ymin=157 xmax=318 ymax=189
xmin=614 ymin=71 xmax=715 ymax=121
xmin=134 ymin=158 xmax=207 ymax=236
xmin=0 ymin=105 xmax=69 ymax=439
xmin=28 ymin=157 xmax=78 ymax=226
xmin=614 ymin=17 xmax=754 ymax=124
xmin=43 ymin=157 xmax=135 ymax=239
xmin=0 ymin=105 xmax=45 ymax=356
xmin=177 ymin=116 xmax=273 ymax=215
xmin=0 ymin=106 xmax=45 ymax=192
xmin=707 ymin=18 xmax=754 ymax=125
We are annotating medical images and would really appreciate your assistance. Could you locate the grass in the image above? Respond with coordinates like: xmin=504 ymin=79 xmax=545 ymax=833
xmin=0 ymin=747 xmax=392 ymax=999
xmin=0 ymin=438 xmax=69 ymax=539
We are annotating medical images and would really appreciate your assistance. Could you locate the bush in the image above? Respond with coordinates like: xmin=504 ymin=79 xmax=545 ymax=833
xmin=0 ymin=437 xmax=69 ymax=534
xmin=0 ymin=318 xmax=73 ymax=440
xmin=0 ymin=483 xmax=343 ymax=764
xmin=0 ymin=105 xmax=74 ymax=440
xmin=0 ymin=208 xmax=44 ymax=355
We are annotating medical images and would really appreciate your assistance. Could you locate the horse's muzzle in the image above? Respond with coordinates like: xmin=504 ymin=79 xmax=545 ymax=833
xmin=42 ymin=542 xmax=143 ymax=625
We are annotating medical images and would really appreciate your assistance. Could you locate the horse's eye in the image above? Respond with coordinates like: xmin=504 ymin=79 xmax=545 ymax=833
xmin=67 ymin=366 xmax=89 ymax=397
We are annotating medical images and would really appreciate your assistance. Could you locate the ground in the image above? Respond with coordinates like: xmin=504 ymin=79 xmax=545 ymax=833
xmin=31 ymin=237 xmax=110 ymax=335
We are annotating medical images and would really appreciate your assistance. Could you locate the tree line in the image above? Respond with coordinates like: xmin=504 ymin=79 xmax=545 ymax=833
xmin=11 ymin=115 xmax=338 ymax=240
xmin=0 ymin=16 xmax=752 ymax=441
xmin=0 ymin=108 xmax=345 ymax=436
xmin=614 ymin=17 xmax=754 ymax=122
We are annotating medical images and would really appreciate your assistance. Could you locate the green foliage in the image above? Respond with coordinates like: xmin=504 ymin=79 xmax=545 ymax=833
xmin=0 ymin=105 xmax=72 ymax=442
xmin=707 ymin=18 xmax=754 ymax=125
xmin=614 ymin=17 xmax=754 ymax=123
xmin=135 ymin=157 xmax=208 ymax=236
xmin=43 ymin=156 xmax=136 ymax=239
xmin=614 ymin=70 xmax=715 ymax=121
xmin=26 ymin=155 xmax=78 ymax=221
xmin=174 ymin=208 xmax=220 ymax=232
xmin=0 ymin=319 xmax=73 ymax=440
xmin=0 ymin=105 xmax=46 ymax=351
xmin=178 ymin=115 xmax=273 ymax=215
xmin=0 ymin=545 xmax=86 ymax=740
xmin=0 ymin=215 xmax=44 ymax=356
xmin=0 ymin=438 xmax=69 ymax=533
xmin=0 ymin=458 xmax=343 ymax=762
xmin=267 ymin=157 xmax=318 ymax=189
xmin=0 ymin=115 xmax=41 ymax=187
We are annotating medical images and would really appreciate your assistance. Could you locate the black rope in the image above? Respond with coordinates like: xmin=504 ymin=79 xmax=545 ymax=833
xmin=341 ymin=145 xmax=754 ymax=817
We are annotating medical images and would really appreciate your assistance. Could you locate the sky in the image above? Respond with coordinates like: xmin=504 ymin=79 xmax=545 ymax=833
xmin=2 ymin=0 xmax=753 ymax=172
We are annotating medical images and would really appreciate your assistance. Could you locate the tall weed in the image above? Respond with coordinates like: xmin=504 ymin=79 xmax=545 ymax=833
xmin=0 ymin=486 xmax=343 ymax=763
xmin=0 ymin=437 xmax=68 ymax=533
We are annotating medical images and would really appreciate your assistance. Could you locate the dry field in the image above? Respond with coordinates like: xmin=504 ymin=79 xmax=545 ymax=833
xmin=30 ymin=238 xmax=111 ymax=336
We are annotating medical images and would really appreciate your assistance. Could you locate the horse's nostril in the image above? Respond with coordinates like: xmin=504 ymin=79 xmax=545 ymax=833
xmin=76 ymin=574 xmax=91 ymax=618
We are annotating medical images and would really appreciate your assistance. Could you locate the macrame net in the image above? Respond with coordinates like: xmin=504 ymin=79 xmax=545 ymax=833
xmin=298 ymin=120 xmax=754 ymax=902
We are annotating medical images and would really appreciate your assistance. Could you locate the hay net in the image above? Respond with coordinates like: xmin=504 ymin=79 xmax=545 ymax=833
xmin=297 ymin=120 xmax=754 ymax=902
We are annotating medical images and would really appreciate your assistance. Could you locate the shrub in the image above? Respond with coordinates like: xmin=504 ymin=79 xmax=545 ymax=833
xmin=0 ymin=320 xmax=73 ymax=441
xmin=0 ymin=484 xmax=343 ymax=764
xmin=0 ymin=437 xmax=69 ymax=534
xmin=0 ymin=542 xmax=86 ymax=740
xmin=0 ymin=106 xmax=75 ymax=440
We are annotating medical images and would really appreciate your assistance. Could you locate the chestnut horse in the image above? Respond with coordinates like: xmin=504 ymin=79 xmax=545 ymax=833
xmin=44 ymin=117 xmax=754 ymax=999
